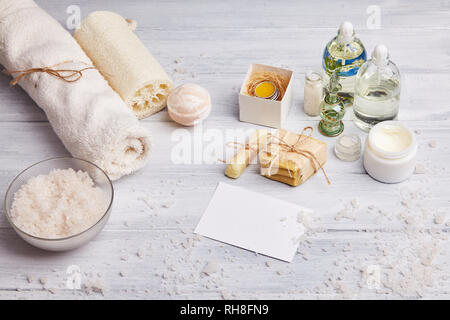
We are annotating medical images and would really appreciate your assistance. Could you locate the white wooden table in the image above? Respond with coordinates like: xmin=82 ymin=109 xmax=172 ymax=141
xmin=0 ymin=0 xmax=449 ymax=299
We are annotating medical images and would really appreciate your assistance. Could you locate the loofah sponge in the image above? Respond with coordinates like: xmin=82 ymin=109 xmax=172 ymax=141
xmin=74 ymin=11 xmax=173 ymax=119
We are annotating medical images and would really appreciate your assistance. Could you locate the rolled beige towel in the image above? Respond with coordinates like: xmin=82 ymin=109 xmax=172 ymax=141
xmin=74 ymin=11 xmax=173 ymax=119
xmin=0 ymin=0 xmax=150 ymax=180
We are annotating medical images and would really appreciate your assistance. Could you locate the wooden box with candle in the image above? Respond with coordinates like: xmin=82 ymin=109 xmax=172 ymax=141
xmin=239 ymin=63 xmax=293 ymax=128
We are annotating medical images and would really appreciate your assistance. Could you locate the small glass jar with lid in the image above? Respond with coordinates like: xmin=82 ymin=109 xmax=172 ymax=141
xmin=335 ymin=134 xmax=361 ymax=161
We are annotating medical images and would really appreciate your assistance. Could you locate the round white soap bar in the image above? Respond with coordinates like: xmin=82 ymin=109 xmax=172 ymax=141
xmin=167 ymin=84 xmax=211 ymax=126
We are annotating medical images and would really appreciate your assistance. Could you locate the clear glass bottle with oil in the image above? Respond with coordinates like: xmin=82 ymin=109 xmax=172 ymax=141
xmin=353 ymin=44 xmax=401 ymax=132
xmin=322 ymin=21 xmax=367 ymax=106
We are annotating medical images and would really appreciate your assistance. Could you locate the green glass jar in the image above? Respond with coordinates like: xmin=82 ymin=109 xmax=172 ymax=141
xmin=318 ymin=72 xmax=345 ymax=137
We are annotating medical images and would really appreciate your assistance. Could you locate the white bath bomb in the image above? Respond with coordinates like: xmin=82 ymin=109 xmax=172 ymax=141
xmin=167 ymin=84 xmax=211 ymax=126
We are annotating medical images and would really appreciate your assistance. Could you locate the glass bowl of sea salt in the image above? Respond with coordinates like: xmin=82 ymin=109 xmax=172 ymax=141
xmin=4 ymin=157 xmax=113 ymax=251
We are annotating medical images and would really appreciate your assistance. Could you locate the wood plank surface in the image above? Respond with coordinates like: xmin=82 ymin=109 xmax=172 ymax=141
xmin=0 ymin=0 xmax=448 ymax=299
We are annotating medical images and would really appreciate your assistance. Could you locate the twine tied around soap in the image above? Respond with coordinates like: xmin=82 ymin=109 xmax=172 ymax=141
xmin=265 ymin=126 xmax=330 ymax=185
xmin=2 ymin=60 xmax=96 ymax=87
xmin=221 ymin=126 xmax=331 ymax=185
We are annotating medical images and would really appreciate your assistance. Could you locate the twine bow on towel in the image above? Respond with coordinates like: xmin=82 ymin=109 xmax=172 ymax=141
xmin=2 ymin=60 xmax=95 ymax=86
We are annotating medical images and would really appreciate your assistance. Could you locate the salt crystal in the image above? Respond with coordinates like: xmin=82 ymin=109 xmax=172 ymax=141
xmin=343 ymin=243 xmax=352 ymax=252
xmin=221 ymin=290 xmax=232 ymax=300
xmin=414 ymin=164 xmax=426 ymax=174
xmin=434 ymin=212 xmax=447 ymax=225
xmin=202 ymin=261 xmax=220 ymax=276
xmin=174 ymin=67 xmax=187 ymax=74
xmin=161 ymin=201 xmax=174 ymax=208
xmin=90 ymin=284 xmax=105 ymax=295
xmin=351 ymin=199 xmax=359 ymax=209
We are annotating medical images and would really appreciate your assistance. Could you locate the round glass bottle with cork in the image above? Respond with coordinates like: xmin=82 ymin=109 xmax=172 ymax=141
xmin=353 ymin=44 xmax=401 ymax=132
xmin=322 ymin=21 xmax=367 ymax=107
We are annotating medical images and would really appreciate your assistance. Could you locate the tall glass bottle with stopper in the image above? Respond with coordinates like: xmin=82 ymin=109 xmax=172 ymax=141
xmin=322 ymin=21 xmax=367 ymax=107
xmin=353 ymin=44 xmax=401 ymax=131
xmin=318 ymin=71 xmax=345 ymax=137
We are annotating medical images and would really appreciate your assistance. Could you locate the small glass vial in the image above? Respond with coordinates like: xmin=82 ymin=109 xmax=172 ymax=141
xmin=303 ymin=71 xmax=323 ymax=116
xmin=322 ymin=21 xmax=367 ymax=107
xmin=335 ymin=134 xmax=361 ymax=161
xmin=354 ymin=44 xmax=401 ymax=132
xmin=319 ymin=72 xmax=345 ymax=137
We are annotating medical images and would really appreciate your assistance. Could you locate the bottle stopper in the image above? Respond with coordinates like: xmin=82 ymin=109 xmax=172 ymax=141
xmin=372 ymin=44 xmax=389 ymax=67
xmin=338 ymin=21 xmax=354 ymax=44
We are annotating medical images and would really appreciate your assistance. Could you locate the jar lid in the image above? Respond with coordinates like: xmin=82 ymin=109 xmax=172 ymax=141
xmin=305 ymin=71 xmax=322 ymax=82
xmin=255 ymin=81 xmax=279 ymax=100
xmin=367 ymin=121 xmax=416 ymax=160
xmin=334 ymin=134 xmax=361 ymax=161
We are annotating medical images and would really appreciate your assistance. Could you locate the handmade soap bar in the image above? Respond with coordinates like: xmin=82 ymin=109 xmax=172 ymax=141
xmin=74 ymin=11 xmax=173 ymax=119
xmin=259 ymin=129 xmax=327 ymax=186
xmin=225 ymin=129 xmax=268 ymax=179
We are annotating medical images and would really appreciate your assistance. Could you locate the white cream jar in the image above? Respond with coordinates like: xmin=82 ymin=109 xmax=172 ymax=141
xmin=363 ymin=121 xmax=417 ymax=183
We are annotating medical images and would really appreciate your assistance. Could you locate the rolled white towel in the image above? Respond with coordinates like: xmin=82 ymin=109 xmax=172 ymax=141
xmin=0 ymin=0 xmax=150 ymax=180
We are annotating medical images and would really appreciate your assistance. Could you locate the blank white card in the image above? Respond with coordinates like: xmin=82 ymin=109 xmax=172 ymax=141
xmin=195 ymin=182 xmax=311 ymax=262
